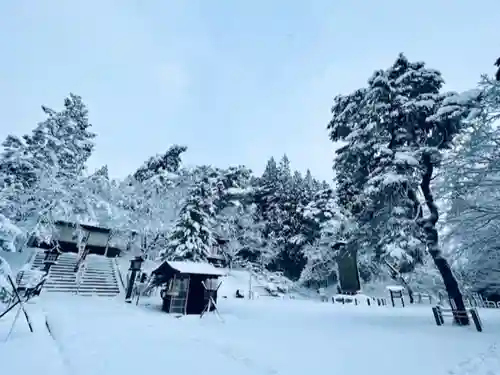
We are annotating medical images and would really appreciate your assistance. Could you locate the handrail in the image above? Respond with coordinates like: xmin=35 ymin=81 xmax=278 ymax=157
xmin=114 ymin=258 xmax=126 ymax=291
xmin=74 ymin=247 xmax=90 ymax=273
xmin=75 ymin=259 xmax=88 ymax=295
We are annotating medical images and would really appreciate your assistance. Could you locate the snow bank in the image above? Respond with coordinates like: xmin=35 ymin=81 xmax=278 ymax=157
xmin=0 ymin=303 xmax=68 ymax=375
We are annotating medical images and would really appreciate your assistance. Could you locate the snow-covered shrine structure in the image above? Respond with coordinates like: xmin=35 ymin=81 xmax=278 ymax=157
xmin=27 ymin=220 xmax=133 ymax=258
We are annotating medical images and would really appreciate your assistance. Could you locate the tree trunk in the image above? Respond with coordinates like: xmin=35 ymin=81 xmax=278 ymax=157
xmin=420 ymin=153 xmax=469 ymax=325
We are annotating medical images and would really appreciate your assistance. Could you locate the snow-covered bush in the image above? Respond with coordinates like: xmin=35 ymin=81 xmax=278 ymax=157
xmin=0 ymin=214 xmax=22 ymax=252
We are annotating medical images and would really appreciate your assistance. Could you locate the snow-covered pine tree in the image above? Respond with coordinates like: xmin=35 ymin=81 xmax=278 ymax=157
xmin=264 ymin=155 xmax=307 ymax=278
xmin=253 ymin=157 xmax=283 ymax=263
xmin=302 ymin=170 xmax=321 ymax=203
xmin=329 ymin=54 xmax=480 ymax=324
xmin=253 ymin=155 xmax=328 ymax=279
xmin=94 ymin=165 xmax=109 ymax=179
xmin=27 ymin=93 xmax=95 ymax=179
xmin=133 ymin=144 xmax=187 ymax=182
xmin=213 ymin=165 xmax=253 ymax=210
xmin=0 ymin=213 xmax=23 ymax=252
xmin=254 ymin=157 xmax=280 ymax=224
xmin=0 ymin=134 xmax=40 ymax=189
xmin=298 ymin=188 xmax=354 ymax=286
xmin=0 ymin=94 xmax=97 ymax=249
xmin=124 ymin=146 xmax=193 ymax=256
xmin=162 ymin=176 xmax=217 ymax=261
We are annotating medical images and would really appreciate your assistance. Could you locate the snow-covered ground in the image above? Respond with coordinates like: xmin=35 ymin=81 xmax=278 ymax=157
xmin=2 ymin=293 xmax=500 ymax=375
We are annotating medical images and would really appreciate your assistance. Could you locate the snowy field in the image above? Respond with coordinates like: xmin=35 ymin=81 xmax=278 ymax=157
xmin=2 ymin=294 xmax=500 ymax=375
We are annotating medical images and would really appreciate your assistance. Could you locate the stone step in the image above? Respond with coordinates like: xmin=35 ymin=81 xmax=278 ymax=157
xmin=49 ymin=274 xmax=78 ymax=278
xmin=49 ymin=270 xmax=77 ymax=273
xmin=81 ymin=277 xmax=117 ymax=281
xmin=50 ymin=268 xmax=78 ymax=272
xmin=44 ymin=286 xmax=120 ymax=292
xmin=45 ymin=285 xmax=120 ymax=292
xmin=49 ymin=275 xmax=117 ymax=280
xmin=44 ymin=291 xmax=120 ymax=296
xmin=47 ymin=278 xmax=118 ymax=284
xmin=29 ymin=251 xmax=122 ymax=297
xmin=43 ymin=288 xmax=119 ymax=292
xmin=83 ymin=274 xmax=115 ymax=277
xmin=81 ymin=277 xmax=116 ymax=280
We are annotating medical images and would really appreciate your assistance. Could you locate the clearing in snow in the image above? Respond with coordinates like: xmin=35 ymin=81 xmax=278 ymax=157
xmin=1 ymin=294 xmax=500 ymax=375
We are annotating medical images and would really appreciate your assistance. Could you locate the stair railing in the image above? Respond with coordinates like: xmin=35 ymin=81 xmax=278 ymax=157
xmin=75 ymin=259 xmax=87 ymax=295
xmin=113 ymin=258 xmax=126 ymax=292
xmin=74 ymin=231 xmax=91 ymax=273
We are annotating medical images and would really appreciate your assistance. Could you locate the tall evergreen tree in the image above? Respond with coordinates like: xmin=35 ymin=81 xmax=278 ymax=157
xmin=298 ymin=188 xmax=354 ymax=285
xmin=161 ymin=176 xmax=217 ymax=261
xmin=27 ymin=93 xmax=95 ymax=178
xmin=329 ymin=54 xmax=479 ymax=324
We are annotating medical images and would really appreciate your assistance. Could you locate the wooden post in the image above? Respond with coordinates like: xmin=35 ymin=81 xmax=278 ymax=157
xmin=6 ymin=276 xmax=33 ymax=332
xmin=248 ymin=273 xmax=252 ymax=300
xmin=469 ymin=308 xmax=483 ymax=332
xmin=432 ymin=306 xmax=442 ymax=326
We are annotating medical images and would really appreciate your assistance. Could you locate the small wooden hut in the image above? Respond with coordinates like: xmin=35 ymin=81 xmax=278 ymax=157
xmin=151 ymin=261 xmax=226 ymax=315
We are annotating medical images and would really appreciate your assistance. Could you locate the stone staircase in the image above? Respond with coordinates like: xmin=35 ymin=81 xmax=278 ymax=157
xmin=24 ymin=251 xmax=121 ymax=297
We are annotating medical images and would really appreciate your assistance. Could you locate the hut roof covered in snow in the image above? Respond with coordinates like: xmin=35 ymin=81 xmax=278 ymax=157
xmin=153 ymin=260 xmax=226 ymax=276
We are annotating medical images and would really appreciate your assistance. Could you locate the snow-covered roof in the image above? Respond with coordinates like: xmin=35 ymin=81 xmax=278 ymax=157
xmin=167 ymin=261 xmax=226 ymax=276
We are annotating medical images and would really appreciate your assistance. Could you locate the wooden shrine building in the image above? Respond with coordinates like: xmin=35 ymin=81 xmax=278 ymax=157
xmin=151 ymin=261 xmax=226 ymax=315
xmin=27 ymin=220 xmax=130 ymax=258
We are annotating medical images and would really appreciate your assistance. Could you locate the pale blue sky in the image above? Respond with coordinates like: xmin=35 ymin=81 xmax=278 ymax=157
xmin=1 ymin=1 xmax=498 ymax=181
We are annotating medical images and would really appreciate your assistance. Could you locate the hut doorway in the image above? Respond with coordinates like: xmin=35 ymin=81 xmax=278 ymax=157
xmin=186 ymin=275 xmax=205 ymax=315
xmin=168 ymin=275 xmax=190 ymax=314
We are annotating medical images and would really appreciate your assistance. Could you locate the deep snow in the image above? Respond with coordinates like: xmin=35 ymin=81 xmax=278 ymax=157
xmin=2 ymin=294 xmax=500 ymax=375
